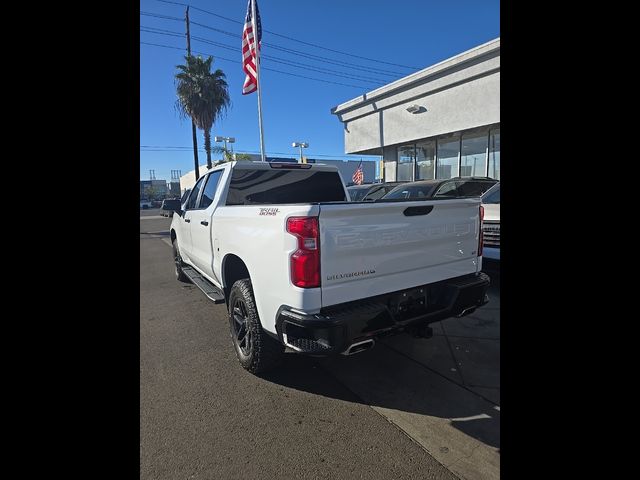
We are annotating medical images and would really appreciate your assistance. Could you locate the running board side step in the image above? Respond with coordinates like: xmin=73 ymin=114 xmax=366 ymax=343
xmin=181 ymin=266 xmax=226 ymax=304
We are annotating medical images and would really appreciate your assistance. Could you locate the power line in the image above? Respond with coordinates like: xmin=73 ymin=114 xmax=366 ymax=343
xmin=140 ymin=11 xmax=183 ymax=21
xmin=190 ymin=20 xmax=406 ymax=76
xmin=148 ymin=0 xmax=419 ymax=70
xmin=257 ymin=55 xmax=384 ymax=85
xmin=149 ymin=0 xmax=244 ymax=23
xmin=189 ymin=20 xmax=242 ymax=40
xmin=141 ymin=11 xmax=407 ymax=77
xmin=141 ymin=27 xmax=386 ymax=84
xmin=191 ymin=35 xmax=388 ymax=84
xmin=140 ymin=41 xmax=375 ymax=90
xmin=140 ymin=13 xmax=240 ymax=40
xmin=257 ymin=42 xmax=403 ymax=77
xmin=140 ymin=27 xmax=183 ymax=39
xmin=193 ymin=43 xmax=385 ymax=85
xmin=140 ymin=41 xmax=243 ymax=65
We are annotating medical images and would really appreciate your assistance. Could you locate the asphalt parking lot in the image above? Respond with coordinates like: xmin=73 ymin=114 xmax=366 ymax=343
xmin=140 ymin=209 xmax=500 ymax=480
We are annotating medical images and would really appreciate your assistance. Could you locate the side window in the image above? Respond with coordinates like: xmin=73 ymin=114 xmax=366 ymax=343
xmin=363 ymin=186 xmax=385 ymax=200
xmin=185 ymin=176 xmax=206 ymax=210
xmin=457 ymin=181 xmax=492 ymax=197
xmin=180 ymin=188 xmax=191 ymax=205
xmin=483 ymin=186 xmax=500 ymax=204
xmin=198 ymin=171 xmax=224 ymax=209
xmin=434 ymin=181 xmax=458 ymax=197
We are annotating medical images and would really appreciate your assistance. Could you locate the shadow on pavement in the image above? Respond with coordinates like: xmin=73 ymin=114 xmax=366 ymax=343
xmin=259 ymin=354 xmax=362 ymax=403
xmin=140 ymin=230 xmax=171 ymax=236
xmin=259 ymin=270 xmax=500 ymax=450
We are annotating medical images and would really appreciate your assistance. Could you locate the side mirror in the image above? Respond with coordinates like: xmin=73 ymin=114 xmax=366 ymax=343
xmin=162 ymin=199 xmax=182 ymax=213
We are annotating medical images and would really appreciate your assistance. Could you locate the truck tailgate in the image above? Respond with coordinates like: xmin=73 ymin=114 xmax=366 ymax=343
xmin=319 ymin=198 xmax=481 ymax=307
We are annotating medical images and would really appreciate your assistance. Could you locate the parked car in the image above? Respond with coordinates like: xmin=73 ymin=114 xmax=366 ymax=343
xmin=347 ymin=183 xmax=374 ymax=201
xmin=170 ymin=161 xmax=489 ymax=374
xmin=180 ymin=188 xmax=191 ymax=205
xmin=140 ymin=200 xmax=153 ymax=209
xmin=481 ymin=182 xmax=500 ymax=260
xmin=161 ymin=199 xmax=181 ymax=217
xmin=381 ymin=177 xmax=498 ymax=200
xmin=347 ymin=182 xmax=406 ymax=201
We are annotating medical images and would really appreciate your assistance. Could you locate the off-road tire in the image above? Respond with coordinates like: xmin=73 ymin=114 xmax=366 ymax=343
xmin=228 ymin=279 xmax=284 ymax=374
xmin=172 ymin=239 xmax=190 ymax=283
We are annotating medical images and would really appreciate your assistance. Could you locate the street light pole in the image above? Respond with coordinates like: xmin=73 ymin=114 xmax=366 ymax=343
xmin=292 ymin=142 xmax=308 ymax=163
xmin=215 ymin=136 xmax=236 ymax=161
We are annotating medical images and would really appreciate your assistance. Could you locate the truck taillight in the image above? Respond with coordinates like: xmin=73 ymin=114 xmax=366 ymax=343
xmin=286 ymin=216 xmax=320 ymax=288
xmin=478 ymin=205 xmax=484 ymax=257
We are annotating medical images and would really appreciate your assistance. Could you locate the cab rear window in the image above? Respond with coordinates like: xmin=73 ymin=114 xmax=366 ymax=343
xmin=226 ymin=169 xmax=347 ymax=205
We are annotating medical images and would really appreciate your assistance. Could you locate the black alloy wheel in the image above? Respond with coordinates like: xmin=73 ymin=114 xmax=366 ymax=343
xmin=172 ymin=240 xmax=190 ymax=282
xmin=227 ymin=279 xmax=284 ymax=373
xmin=231 ymin=298 xmax=253 ymax=357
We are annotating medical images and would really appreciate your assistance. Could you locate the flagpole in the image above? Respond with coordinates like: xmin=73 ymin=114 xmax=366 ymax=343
xmin=251 ymin=0 xmax=266 ymax=162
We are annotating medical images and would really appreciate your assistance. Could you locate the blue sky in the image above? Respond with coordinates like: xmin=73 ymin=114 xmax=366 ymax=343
xmin=140 ymin=0 xmax=500 ymax=182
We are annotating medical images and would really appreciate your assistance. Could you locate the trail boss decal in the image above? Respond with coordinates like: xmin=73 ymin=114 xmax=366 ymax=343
xmin=259 ymin=208 xmax=280 ymax=216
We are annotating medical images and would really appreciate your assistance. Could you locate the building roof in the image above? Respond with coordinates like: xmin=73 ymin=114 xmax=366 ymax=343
xmin=331 ymin=37 xmax=500 ymax=116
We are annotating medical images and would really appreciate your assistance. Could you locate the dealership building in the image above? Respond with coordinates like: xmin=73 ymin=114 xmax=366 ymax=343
xmin=331 ymin=38 xmax=499 ymax=182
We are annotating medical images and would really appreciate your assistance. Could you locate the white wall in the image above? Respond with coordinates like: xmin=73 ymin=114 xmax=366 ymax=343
xmin=333 ymin=39 xmax=500 ymax=155
xmin=180 ymin=165 xmax=211 ymax=193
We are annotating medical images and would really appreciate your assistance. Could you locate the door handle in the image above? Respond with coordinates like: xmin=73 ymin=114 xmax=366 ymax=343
xmin=200 ymin=220 xmax=209 ymax=226
xmin=184 ymin=218 xmax=191 ymax=223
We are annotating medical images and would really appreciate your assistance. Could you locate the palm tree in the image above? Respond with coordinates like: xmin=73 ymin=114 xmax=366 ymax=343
xmin=175 ymin=55 xmax=231 ymax=170
xmin=211 ymin=146 xmax=252 ymax=166
xmin=212 ymin=145 xmax=235 ymax=163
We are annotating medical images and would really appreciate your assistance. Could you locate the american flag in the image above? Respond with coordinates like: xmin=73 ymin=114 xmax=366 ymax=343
xmin=352 ymin=160 xmax=364 ymax=185
xmin=242 ymin=0 xmax=262 ymax=95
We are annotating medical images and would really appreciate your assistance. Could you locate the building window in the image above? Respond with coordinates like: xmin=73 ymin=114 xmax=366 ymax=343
xmin=436 ymin=136 xmax=460 ymax=179
xmin=416 ymin=140 xmax=435 ymax=180
xmin=461 ymin=132 xmax=488 ymax=177
xmin=397 ymin=145 xmax=415 ymax=181
xmin=488 ymin=129 xmax=500 ymax=180
xmin=384 ymin=161 xmax=397 ymax=181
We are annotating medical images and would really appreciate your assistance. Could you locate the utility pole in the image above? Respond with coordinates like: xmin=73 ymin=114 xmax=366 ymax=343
xmin=185 ymin=6 xmax=200 ymax=180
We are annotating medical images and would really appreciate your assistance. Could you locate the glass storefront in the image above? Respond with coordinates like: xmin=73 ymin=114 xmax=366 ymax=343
xmin=488 ymin=129 xmax=500 ymax=180
xmin=384 ymin=125 xmax=500 ymax=182
xmin=416 ymin=140 xmax=435 ymax=180
xmin=384 ymin=161 xmax=397 ymax=181
xmin=397 ymin=145 xmax=415 ymax=181
xmin=436 ymin=136 xmax=460 ymax=179
xmin=460 ymin=132 xmax=487 ymax=177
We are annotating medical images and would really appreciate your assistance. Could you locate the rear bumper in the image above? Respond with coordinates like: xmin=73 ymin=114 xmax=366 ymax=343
xmin=274 ymin=272 xmax=490 ymax=356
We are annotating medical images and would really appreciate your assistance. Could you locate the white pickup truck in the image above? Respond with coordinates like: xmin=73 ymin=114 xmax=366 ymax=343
xmin=170 ymin=161 xmax=490 ymax=373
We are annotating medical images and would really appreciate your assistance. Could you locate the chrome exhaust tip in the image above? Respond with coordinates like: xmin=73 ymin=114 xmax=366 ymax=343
xmin=456 ymin=306 xmax=477 ymax=318
xmin=341 ymin=339 xmax=375 ymax=356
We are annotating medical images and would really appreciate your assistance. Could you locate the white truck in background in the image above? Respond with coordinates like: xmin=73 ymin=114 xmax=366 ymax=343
xmin=169 ymin=161 xmax=490 ymax=374
xmin=481 ymin=182 xmax=500 ymax=260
